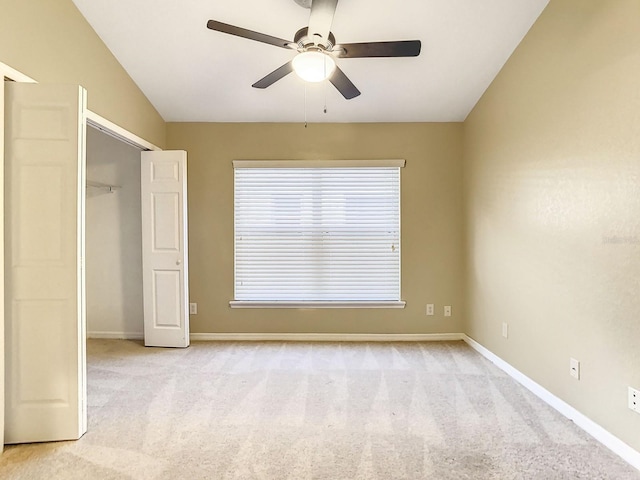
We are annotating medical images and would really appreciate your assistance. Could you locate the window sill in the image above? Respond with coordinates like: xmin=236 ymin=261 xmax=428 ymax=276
xmin=229 ymin=301 xmax=406 ymax=309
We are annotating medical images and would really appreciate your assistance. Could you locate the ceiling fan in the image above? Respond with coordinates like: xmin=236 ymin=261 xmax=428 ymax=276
xmin=207 ymin=0 xmax=421 ymax=100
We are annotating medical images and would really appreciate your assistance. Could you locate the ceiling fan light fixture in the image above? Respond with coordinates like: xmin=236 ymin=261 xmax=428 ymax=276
xmin=292 ymin=51 xmax=336 ymax=82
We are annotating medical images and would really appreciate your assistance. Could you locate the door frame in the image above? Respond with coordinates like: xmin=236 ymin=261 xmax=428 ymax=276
xmin=0 ymin=60 xmax=161 ymax=450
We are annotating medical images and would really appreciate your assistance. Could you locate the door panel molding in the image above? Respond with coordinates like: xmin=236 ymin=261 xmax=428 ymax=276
xmin=141 ymin=151 xmax=189 ymax=348
xmin=5 ymin=82 xmax=87 ymax=443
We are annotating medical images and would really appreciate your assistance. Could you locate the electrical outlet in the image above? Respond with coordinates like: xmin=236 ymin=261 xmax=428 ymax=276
xmin=444 ymin=306 xmax=452 ymax=317
xmin=570 ymin=358 xmax=580 ymax=380
xmin=629 ymin=387 xmax=640 ymax=414
xmin=502 ymin=322 xmax=508 ymax=338
xmin=189 ymin=303 xmax=197 ymax=315
xmin=426 ymin=304 xmax=434 ymax=316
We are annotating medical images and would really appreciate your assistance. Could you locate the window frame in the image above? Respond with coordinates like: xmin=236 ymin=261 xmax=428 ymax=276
xmin=230 ymin=159 xmax=406 ymax=309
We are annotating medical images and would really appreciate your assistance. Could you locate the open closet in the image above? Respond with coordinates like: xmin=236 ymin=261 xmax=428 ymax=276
xmin=85 ymin=126 xmax=143 ymax=338
xmin=3 ymin=79 xmax=190 ymax=445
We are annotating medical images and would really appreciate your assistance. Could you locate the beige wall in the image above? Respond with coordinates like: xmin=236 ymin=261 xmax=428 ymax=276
xmin=167 ymin=122 xmax=464 ymax=334
xmin=0 ymin=0 xmax=166 ymax=147
xmin=463 ymin=0 xmax=640 ymax=452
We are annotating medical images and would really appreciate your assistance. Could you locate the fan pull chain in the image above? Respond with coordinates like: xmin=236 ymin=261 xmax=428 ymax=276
xmin=304 ymin=84 xmax=308 ymax=128
xmin=324 ymin=78 xmax=328 ymax=114
xmin=323 ymin=56 xmax=328 ymax=114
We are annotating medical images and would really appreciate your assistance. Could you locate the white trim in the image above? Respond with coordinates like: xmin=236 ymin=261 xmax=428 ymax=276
xmin=232 ymin=159 xmax=406 ymax=168
xmin=190 ymin=333 xmax=464 ymax=342
xmin=1 ymin=60 xmax=161 ymax=152
xmin=0 ymin=59 xmax=35 ymax=453
xmin=229 ymin=301 xmax=406 ymax=309
xmin=463 ymin=335 xmax=640 ymax=473
xmin=0 ymin=63 xmax=36 ymax=83
xmin=87 ymin=331 xmax=144 ymax=341
xmin=86 ymin=110 xmax=161 ymax=152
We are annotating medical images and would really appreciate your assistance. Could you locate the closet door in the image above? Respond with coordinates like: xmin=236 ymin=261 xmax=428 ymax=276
xmin=4 ymin=83 xmax=87 ymax=443
xmin=141 ymin=150 xmax=189 ymax=348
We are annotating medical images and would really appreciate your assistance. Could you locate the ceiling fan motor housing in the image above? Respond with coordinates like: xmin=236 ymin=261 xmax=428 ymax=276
xmin=294 ymin=27 xmax=335 ymax=51
xmin=293 ymin=0 xmax=312 ymax=8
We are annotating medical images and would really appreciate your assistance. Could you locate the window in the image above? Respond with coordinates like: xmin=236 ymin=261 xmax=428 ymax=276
xmin=231 ymin=160 xmax=405 ymax=308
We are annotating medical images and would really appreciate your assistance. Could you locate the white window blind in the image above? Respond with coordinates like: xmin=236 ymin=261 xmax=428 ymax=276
xmin=233 ymin=163 xmax=402 ymax=305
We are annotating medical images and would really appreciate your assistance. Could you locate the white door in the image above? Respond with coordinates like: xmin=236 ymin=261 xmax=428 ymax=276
xmin=141 ymin=151 xmax=189 ymax=348
xmin=4 ymin=83 xmax=87 ymax=443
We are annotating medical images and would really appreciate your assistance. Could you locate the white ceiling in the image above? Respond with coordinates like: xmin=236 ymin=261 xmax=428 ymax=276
xmin=71 ymin=0 xmax=549 ymax=123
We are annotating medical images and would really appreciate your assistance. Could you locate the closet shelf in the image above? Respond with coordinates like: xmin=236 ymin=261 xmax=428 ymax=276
xmin=86 ymin=180 xmax=121 ymax=193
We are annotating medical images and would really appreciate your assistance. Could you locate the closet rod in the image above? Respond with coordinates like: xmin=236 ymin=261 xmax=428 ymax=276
xmin=86 ymin=180 xmax=121 ymax=193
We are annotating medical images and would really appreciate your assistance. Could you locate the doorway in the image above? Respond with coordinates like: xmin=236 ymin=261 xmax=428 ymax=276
xmin=86 ymin=126 xmax=144 ymax=339
xmin=2 ymin=67 xmax=189 ymax=446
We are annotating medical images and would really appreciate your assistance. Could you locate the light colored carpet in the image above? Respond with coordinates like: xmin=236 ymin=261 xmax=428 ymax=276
xmin=0 ymin=339 xmax=638 ymax=479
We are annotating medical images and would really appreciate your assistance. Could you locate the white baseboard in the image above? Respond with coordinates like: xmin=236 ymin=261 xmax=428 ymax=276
xmin=190 ymin=333 xmax=465 ymax=342
xmin=87 ymin=331 xmax=144 ymax=340
xmin=87 ymin=332 xmax=464 ymax=342
xmin=463 ymin=335 xmax=640 ymax=472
